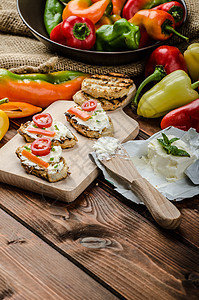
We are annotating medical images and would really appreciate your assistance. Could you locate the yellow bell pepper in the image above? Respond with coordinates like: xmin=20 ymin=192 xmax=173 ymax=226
xmin=137 ymin=70 xmax=199 ymax=118
xmin=184 ymin=43 xmax=199 ymax=81
xmin=0 ymin=98 xmax=9 ymax=141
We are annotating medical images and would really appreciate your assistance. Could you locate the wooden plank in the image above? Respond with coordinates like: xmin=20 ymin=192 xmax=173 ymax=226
xmin=98 ymin=177 xmax=199 ymax=248
xmin=0 ymin=100 xmax=139 ymax=202
xmin=0 ymin=208 xmax=118 ymax=300
xmin=0 ymin=183 xmax=198 ymax=300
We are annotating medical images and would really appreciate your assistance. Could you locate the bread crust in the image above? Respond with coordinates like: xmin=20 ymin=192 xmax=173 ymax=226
xmin=18 ymin=121 xmax=77 ymax=149
xmin=65 ymin=113 xmax=114 ymax=138
xmin=16 ymin=146 xmax=70 ymax=183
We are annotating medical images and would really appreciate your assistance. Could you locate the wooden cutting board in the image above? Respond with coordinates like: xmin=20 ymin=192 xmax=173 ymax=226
xmin=0 ymin=100 xmax=139 ymax=202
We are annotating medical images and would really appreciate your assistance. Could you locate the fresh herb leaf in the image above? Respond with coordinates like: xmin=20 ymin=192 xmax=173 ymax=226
xmin=54 ymin=125 xmax=59 ymax=131
xmin=50 ymin=157 xmax=54 ymax=161
xmin=169 ymin=137 xmax=180 ymax=144
xmin=162 ymin=132 xmax=170 ymax=145
xmin=51 ymin=147 xmax=55 ymax=152
xmin=33 ymin=124 xmax=38 ymax=128
xmin=157 ymin=133 xmax=190 ymax=157
xmin=24 ymin=146 xmax=31 ymax=151
xmin=54 ymin=164 xmax=58 ymax=168
xmin=96 ymin=120 xmax=100 ymax=123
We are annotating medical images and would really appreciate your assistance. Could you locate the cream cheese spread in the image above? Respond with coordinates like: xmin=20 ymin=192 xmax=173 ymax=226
xmin=20 ymin=145 xmax=64 ymax=174
xmin=146 ymin=135 xmax=196 ymax=182
xmin=24 ymin=120 xmax=74 ymax=140
xmin=72 ymin=103 xmax=110 ymax=133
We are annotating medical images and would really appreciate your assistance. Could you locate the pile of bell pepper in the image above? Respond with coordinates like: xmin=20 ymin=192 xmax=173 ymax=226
xmin=132 ymin=43 xmax=199 ymax=133
xmin=45 ymin=0 xmax=188 ymax=51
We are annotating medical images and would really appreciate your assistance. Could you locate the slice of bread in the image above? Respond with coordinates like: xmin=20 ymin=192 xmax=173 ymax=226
xmin=16 ymin=145 xmax=70 ymax=183
xmin=18 ymin=120 xmax=77 ymax=149
xmin=65 ymin=114 xmax=114 ymax=138
xmin=81 ymin=73 xmax=135 ymax=100
xmin=73 ymin=88 xmax=135 ymax=111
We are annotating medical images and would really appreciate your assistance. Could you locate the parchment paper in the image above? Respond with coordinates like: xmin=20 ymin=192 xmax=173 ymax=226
xmin=90 ymin=127 xmax=199 ymax=204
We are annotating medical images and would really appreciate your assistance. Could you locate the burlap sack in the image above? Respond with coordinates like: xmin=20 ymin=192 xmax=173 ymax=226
xmin=0 ymin=0 xmax=198 ymax=76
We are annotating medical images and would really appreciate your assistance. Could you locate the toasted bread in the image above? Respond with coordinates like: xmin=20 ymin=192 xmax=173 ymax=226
xmin=73 ymin=88 xmax=135 ymax=111
xmin=81 ymin=73 xmax=134 ymax=100
xmin=65 ymin=113 xmax=114 ymax=138
xmin=16 ymin=145 xmax=70 ymax=183
xmin=18 ymin=120 xmax=77 ymax=149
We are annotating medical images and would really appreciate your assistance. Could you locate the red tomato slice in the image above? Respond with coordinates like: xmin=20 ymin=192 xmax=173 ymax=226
xmin=81 ymin=100 xmax=98 ymax=111
xmin=31 ymin=137 xmax=51 ymax=156
xmin=33 ymin=113 xmax=53 ymax=128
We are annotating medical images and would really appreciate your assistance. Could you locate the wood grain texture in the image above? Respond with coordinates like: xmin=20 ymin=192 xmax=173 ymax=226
xmin=0 ymin=100 xmax=139 ymax=202
xmin=0 ymin=182 xmax=198 ymax=300
xmin=0 ymin=208 xmax=118 ymax=300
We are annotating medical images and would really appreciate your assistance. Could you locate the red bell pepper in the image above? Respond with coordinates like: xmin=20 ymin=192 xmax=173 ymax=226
xmin=152 ymin=1 xmax=186 ymax=27
xmin=133 ymin=45 xmax=187 ymax=106
xmin=161 ymin=99 xmax=199 ymax=132
xmin=122 ymin=0 xmax=170 ymax=20
xmin=50 ymin=16 xmax=96 ymax=50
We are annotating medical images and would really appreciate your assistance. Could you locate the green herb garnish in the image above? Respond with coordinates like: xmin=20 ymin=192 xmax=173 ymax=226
xmin=54 ymin=125 xmax=59 ymax=131
xmin=157 ymin=133 xmax=190 ymax=157
xmin=50 ymin=157 xmax=54 ymax=161
xmin=33 ymin=124 xmax=38 ymax=128
xmin=54 ymin=164 xmax=58 ymax=168
xmin=24 ymin=146 xmax=31 ymax=152
xmin=51 ymin=147 xmax=55 ymax=152
xmin=96 ymin=120 xmax=100 ymax=123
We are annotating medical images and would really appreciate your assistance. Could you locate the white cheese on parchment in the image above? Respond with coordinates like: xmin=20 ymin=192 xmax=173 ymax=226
xmin=146 ymin=135 xmax=196 ymax=182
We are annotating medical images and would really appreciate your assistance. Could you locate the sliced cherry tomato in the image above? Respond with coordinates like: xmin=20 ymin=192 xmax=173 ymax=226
xmin=67 ymin=107 xmax=91 ymax=121
xmin=81 ymin=100 xmax=98 ymax=112
xmin=31 ymin=137 xmax=51 ymax=156
xmin=32 ymin=113 xmax=53 ymax=128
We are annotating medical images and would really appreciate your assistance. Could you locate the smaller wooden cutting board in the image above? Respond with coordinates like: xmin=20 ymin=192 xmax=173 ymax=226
xmin=0 ymin=100 xmax=139 ymax=202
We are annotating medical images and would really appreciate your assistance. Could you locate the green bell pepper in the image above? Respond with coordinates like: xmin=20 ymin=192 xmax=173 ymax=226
xmin=95 ymin=18 xmax=141 ymax=51
xmin=44 ymin=0 xmax=64 ymax=36
xmin=137 ymin=70 xmax=199 ymax=118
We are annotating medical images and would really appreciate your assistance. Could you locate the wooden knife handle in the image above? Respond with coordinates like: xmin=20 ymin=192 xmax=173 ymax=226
xmin=131 ymin=178 xmax=182 ymax=230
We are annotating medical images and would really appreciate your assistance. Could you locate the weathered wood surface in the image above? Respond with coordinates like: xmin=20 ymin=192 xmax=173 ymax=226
xmin=0 ymin=117 xmax=198 ymax=300
xmin=0 ymin=209 xmax=118 ymax=300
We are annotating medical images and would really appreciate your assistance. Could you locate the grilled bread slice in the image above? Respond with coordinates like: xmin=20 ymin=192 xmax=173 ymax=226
xmin=81 ymin=73 xmax=135 ymax=101
xmin=16 ymin=144 xmax=70 ymax=183
xmin=65 ymin=103 xmax=114 ymax=139
xmin=18 ymin=120 xmax=77 ymax=149
xmin=73 ymin=90 xmax=134 ymax=111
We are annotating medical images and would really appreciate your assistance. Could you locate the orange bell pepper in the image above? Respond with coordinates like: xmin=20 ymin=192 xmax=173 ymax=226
xmin=129 ymin=10 xmax=188 ymax=42
xmin=112 ymin=0 xmax=126 ymax=16
xmin=0 ymin=101 xmax=42 ymax=118
xmin=62 ymin=0 xmax=110 ymax=24
xmin=95 ymin=15 xmax=113 ymax=30
xmin=21 ymin=149 xmax=49 ymax=168
xmin=0 ymin=69 xmax=88 ymax=108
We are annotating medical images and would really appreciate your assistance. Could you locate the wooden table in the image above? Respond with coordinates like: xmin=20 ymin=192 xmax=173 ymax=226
xmin=0 ymin=105 xmax=199 ymax=300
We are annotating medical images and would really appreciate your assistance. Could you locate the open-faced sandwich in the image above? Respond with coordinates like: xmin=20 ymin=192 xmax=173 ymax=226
xmin=73 ymin=73 xmax=136 ymax=111
xmin=16 ymin=137 xmax=69 ymax=182
xmin=65 ymin=100 xmax=114 ymax=138
xmin=18 ymin=112 xmax=77 ymax=149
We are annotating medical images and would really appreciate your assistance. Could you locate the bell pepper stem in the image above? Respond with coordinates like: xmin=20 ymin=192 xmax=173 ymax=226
xmin=191 ymin=80 xmax=199 ymax=90
xmin=132 ymin=66 xmax=166 ymax=107
xmin=164 ymin=25 xmax=189 ymax=42
xmin=0 ymin=98 xmax=9 ymax=105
